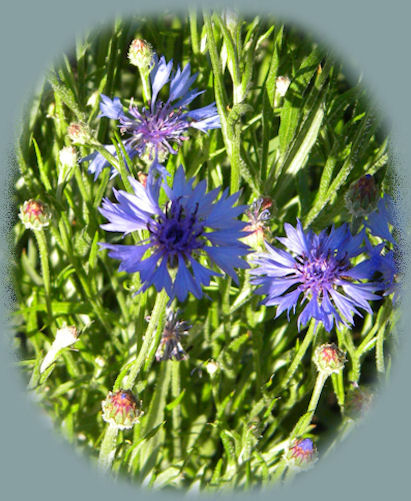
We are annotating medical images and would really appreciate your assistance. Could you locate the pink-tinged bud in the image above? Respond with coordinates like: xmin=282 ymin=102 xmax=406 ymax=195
xmin=313 ymin=343 xmax=346 ymax=375
xmin=19 ymin=199 xmax=51 ymax=231
xmin=286 ymin=438 xmax=318 ymax=470
xmin=345 ymin=174 xmax=379 ymax=218
xmin=128 ymin=38 xmax=154 ymax=71
xmin=101 ymin=390 xmax=143 ymax=430
xmin=345 ymin=384 xmax=373 ymax=420
xmin=67 ymin=122 xmax=91 ymax=145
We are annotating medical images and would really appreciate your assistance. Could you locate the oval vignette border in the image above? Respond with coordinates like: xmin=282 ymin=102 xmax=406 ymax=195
xmin=0 ymin=1 xmax=410 ymax=501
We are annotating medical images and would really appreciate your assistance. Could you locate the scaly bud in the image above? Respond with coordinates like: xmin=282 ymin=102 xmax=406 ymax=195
xmin=345 ymin=384 xmax=373 ymax=420
xmin=128 ymin=39 xmax=154 ymax=71
xmin=19 ymin=199 xmax=51 ymax=231
xmin=345 ymin=175 xmax=379 ymax=219
xmin=67 ymin=122 xmax=92 ymax=145
xmin=313 ymin=343 xmax=346 ymax=376
xmin=101 ymin=390 xmax=143 ymax=430
xmin=285 ymin=438 xmax=318 ymax=470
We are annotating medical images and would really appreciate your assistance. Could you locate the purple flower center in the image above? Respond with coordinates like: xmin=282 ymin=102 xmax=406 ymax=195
xmin=119 ymin=101 xmax=189 ymax=159
xmin=297 ymin=250 xmax=349 ymax=293
xmin=148 ymin=198 xmax=205 ymax=264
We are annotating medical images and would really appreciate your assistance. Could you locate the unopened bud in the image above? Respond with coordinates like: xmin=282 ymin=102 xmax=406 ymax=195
xmin=59 ymin=146 xmax=78 ymax=168
xmin=67 ymin=122 xmax=92 ymax=145
xmin=19 ymin=199 xmax=51 ymax=231
xmin=206 ymin=360 xmax=219 ymax=377
xmin=313 ymin=343 xmax=346 ymax=376
xmin=128 ymin=39 xmax=154 ymax=71
xmin=285 ymin=438 xmax=318 ymax=470
xmin=101 ymin=390 xmax=143 ymax=430
xmin=243 ymin=197 xmax=272 ymax=249
xmin=345 ymin=175 xmax=379 ymax=219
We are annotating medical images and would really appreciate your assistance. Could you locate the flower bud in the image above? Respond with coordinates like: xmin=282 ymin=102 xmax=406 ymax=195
xmin=276 ymin=76 xmax=291 ymax=97
xmin=67 ymin=122 xmax=92 ymax=145
xmin=101 ymin=390 xmax=143 ymax=430
xmin=345 ymin=384 xmax=373 ymax=420
xmin=19 ymin=199 xmax=51 ymax=231
xmin=285 ymin=438 xmax=318 ymax=470
xmin=313 ymin=343 xmax=346 ymax=375
xmin=206 ymin=360 xmax=219 ymax=377
xmin=345 ymin=175 xmax=379 ymax=218
xmin=128 ymin=39 xmax=154 ymax=71
xmin=243 ymin=197 xmax=272 ymax=249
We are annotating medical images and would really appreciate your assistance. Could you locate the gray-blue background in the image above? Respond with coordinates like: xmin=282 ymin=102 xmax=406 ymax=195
xmin=1 ymin=1 xmax=409 ymax=499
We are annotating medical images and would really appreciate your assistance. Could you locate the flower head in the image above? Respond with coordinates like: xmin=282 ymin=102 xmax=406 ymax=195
xmin=19 ymin=199 xmax=51 ymax=230
xmin=250 ymin=220 xmax=381 ymax=332
xmin=85 ymin=56 xmax=220 ymax=179
xmin=155 ymin=309 xmax=191 ymax=361
xmin=99 ymin=165 xmax=250 ymax=302
xmin=101 ymin=390 xmax=143 ymax=430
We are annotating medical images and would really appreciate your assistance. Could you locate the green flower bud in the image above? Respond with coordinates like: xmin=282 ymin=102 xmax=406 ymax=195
xmin=67 ymin=122 xmax=92 ymax=145
xmin=19 ymin=199 xmax=51 ymax=231
xmin=313 ymin=343 xmax=346 ymax=375
xmin=345 ymin=175 xmax=379 ymax=218
xmin=101 ymin=390 xmax=143 ymax=430
xmin=128 ymin=39 xmax=154 ymax=71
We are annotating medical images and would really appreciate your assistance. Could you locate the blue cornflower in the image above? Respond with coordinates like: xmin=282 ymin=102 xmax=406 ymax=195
xmin=250 ymin=220 xmax=381 ymax=332
xmin=84 ymin=56 xmax=220 ymax=179
xmin=99 ymin=165 xmax=250 ymax=302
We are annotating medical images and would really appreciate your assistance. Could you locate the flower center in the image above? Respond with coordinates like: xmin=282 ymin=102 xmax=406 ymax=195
xmin=148 ymin=198 xmax=205 ymax=263
xmin=297 ymin=250 xmax=349 ymax=293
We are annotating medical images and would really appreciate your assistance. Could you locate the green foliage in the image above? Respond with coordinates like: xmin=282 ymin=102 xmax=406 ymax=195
xmin=12 ymin=11 xmax=396 ymax=491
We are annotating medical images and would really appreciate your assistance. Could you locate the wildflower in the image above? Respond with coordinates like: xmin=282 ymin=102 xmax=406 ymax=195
xmin=40 ymin=325 xmax=78 ymax=374
xmin=286 ymin=438 xmax=318 ymax=470
xmin=19 ymin=199 xmax=51 ymax=230
xmin=128 ymin=38 xmax=154 ymax=71
xmin=101 ymin=390 xmax=143 ymax=430
xmin=155 ymin=309 xmax=191 ymax=361
xmin=242 ymin=197 xmax=272 ymax=249
xmin=99 ymin=165 xmax=250 ymax=302
xmin=250 ymin=220 xmax=381 ymax=332
xmin=313 ymin=343 xmax=346 ymax=375
xmin=84 ymin=56 xmax=221 ymax=179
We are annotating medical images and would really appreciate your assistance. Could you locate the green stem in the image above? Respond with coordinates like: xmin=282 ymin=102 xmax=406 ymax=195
xmin=278 ymin=319 xmax=318 ymax=389
xmin=139 ymin=69 xmax=151 ymax=104
xmin=123 ymin=289 xmax=168 ymax=389
xmin=189 ymin=9 xmax=200 ymax=54
xmin=98 ymin=423 xmax=119 ymax=471
xmin=171 ymin=361 xmax=182 ymax=459
xmin=292 ymin=372 xmax=327 ymax=438
xmin=33 ymin=229 xmax=52 ymax=325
